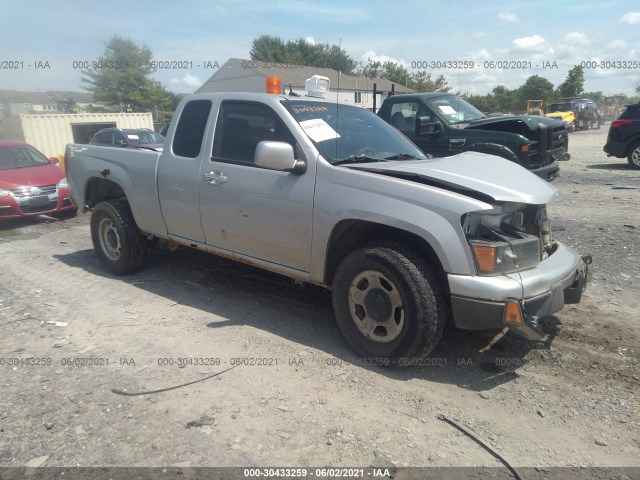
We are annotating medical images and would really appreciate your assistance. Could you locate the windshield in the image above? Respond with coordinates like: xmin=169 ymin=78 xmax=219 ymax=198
xmin=547 ymin=103 xmax=573 ymax=113
xmin=283 ymin=101 xmax=426 ymax=164
xmin=425 ymin=96 xmax=486 ymax=125
xmin=127 ymin=131 xmax=165 ymax=145
xmin=0 ymin=145 xmax=50 ymax=170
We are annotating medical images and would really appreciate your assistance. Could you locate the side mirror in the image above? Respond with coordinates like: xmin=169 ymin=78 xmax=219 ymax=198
xmin=255 ymin=141 xmax=302 ymax=172
xmin=415 ymin=116 xmax=440 ymax=137
xmin=117 ymin=139 xmax=127 ymax=147
xmin=49 ymin=157 xmax=60 ymax=165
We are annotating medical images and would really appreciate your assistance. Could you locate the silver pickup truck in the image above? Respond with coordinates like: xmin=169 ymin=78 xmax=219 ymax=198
xmin=66 ymin=91 xmax=590 ymax=366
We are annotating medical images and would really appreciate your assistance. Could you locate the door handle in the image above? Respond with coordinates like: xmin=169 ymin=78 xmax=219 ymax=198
xmin=203 ymin=170 xmax=227 ymax=186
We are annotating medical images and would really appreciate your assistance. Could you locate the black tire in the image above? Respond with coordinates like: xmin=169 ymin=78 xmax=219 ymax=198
xmin=331 ymin=242 xmax=446 ymax=367
xmin=90 ymin=200 xmax=146 ymax=275
xmin=628 ymin=142 xmax=640 ymax=169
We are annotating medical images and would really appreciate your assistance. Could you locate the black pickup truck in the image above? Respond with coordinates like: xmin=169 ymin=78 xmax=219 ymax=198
xmin=377 ymin=93 xmax=570 ymax=180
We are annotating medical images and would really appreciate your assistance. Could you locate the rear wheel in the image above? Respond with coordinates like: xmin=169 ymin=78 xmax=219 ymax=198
xmin=628 ymin=142 xmax=640 ymax=169
xmin=90 ymin=200 xmax=146 ymax=275
xmin=331 ymin=242 xmax=446 ymax=367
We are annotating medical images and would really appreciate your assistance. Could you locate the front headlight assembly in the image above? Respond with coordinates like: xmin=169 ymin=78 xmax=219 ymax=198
xmin=468 ymin=228 xmax=541 ymax=275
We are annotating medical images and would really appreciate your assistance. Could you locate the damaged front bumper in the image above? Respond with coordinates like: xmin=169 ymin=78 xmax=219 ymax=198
xmin=448 ymin=243 xmax=591 ymax=340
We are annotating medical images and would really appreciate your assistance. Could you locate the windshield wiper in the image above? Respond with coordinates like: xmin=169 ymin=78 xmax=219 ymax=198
xmin=332 ymin=155 xmax=386 ymax=166
xmin=384 ymin=153 xmax=417 ymax=160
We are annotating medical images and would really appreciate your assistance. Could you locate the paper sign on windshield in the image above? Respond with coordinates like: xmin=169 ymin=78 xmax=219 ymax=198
xmin=438 ymin=105 xmax=457 ymax=115
xmin=127 ymin=134 xmax=140 ymax=140
xmin=299 ymin=119 xmax=340 ymax=143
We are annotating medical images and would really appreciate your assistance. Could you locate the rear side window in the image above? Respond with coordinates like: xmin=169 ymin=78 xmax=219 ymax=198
xmin=94 ymin=131 xmax=112 ymax=144
xmin=172 ymin=100 xmax=212 ymax=158
xmin=622 ymin=106 xmax=640 ymax=120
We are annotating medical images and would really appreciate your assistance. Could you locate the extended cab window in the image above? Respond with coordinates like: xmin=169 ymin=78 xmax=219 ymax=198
xmin=212 ymin=102 xmax=295 ymax=165
xmin=95 ymin=131 xmax=112 ymax=144
xmin=389 ymin=102 xmax=427 ymax=135
xmin=172 ymin=100 xmax=212 ymax=158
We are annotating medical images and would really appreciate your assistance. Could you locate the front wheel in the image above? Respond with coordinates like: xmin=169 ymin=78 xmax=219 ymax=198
xmin=90 ymin=200 xmax=146 ymax=275
xmin=331 ymin=243 xmax=446 ymax=367
xmin=628 ymin=142 xmax=640 ymax=169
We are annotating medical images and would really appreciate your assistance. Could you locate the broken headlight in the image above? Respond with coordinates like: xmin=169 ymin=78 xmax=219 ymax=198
xmin=463 ymin=208 xmax=543 ymax=275
xmin=469 ymin=232 xmax=541 ymax=275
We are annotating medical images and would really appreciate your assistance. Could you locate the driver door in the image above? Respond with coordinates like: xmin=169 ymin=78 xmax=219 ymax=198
xmin=199 ymin=101 xmax=315 ymax=272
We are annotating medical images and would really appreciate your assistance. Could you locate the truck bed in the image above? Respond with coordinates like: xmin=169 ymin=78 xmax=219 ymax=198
xmin=65 ymin=145 xmax=166 ymax=237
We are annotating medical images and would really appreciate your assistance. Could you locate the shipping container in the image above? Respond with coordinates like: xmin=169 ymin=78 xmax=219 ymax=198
xmin=17 ymin=113 xmax=154 ymax=166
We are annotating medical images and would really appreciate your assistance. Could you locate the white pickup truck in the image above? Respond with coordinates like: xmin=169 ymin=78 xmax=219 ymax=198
xmin=65 ymin=90 xmax=590 ymax=366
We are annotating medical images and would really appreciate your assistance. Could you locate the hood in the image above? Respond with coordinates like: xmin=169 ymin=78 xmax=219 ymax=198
xmin=345 ymin=152 xmax=563 ymax=205
xmin=545 ymin=111 xmax=574 ymax=121
xmin=0 ymin=164 xmax=65 ymax=189
xmin=466 ymin=115 xmax=563 ymax=130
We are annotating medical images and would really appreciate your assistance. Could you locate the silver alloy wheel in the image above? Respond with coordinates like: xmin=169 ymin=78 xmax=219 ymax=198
xmin=98 ymin=218 xmax=121 ymax=261
xmin=631 ymin=146 xmax=640 ymax=167
xmin=348 ymin=270 xmax=405 ymax=343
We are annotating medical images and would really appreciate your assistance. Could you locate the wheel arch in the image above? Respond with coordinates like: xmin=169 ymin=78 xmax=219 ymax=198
xmin=84 ymin=177 xmax=127 ymax=208
xmin=458 ymin=142 xmax=519 ymax=163
xmin=323 ymin=220 xmax=448 ymax=290
xmin=624 ymin=136 xmax=640 ymax=156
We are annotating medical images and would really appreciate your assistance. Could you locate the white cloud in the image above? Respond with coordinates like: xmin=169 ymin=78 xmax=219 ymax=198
xmin=512 ymin=34 xmax=552 ymax=53
xmin=304 ymin=36 xmax=315 ymax=45
xmin=170 ymin=74 xmax=202 ymax=89
xmin=618 ymin=11 xmax=640 ymax=24
xmin=497 ymin=12 xmax=518 ymax=23
xmin=473 ymin=32 xmax=486 ymax=38
xmin=361 ymin=50 xmax=407 ymax=67
xmin=563 ymin=32 xmax=589 ymax=45
xmin=470 ymin=48 xmax=491 ymax=60
xmin=606 ymin=39 xmax=627 ymax=50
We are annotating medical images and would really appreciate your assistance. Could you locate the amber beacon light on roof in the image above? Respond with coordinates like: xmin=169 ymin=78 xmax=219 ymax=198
xmin=265 ymin=75 xmax=330 ymax=98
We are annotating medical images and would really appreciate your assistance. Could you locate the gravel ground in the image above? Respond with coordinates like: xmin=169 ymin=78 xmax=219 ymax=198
xmin=0 ymin=126 xmax=638 ymax=478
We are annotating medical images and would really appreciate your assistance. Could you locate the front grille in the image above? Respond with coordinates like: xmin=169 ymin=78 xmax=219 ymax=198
xmin=11 ymin=184 xmax=57 ymax=198
xmin=530 ymin=125 xmax=567 ymax=167
xmin=19 ymin=201 xmax=58 ymax=214
xmin=550 ymin=126 xmax=567 ymax=150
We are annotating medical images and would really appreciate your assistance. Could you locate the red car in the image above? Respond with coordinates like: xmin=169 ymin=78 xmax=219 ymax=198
xmin=0 ymin=141 xmax=77 ymax=219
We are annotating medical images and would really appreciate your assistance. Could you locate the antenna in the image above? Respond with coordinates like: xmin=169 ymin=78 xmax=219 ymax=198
xmin=335 ymin=38 xmax=341 ymax=160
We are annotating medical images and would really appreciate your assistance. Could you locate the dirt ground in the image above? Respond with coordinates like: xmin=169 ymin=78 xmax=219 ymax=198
xmin=0 ymin=126 xmax=639 ymax=476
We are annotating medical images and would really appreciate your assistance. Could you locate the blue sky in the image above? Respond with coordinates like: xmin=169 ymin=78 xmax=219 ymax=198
xmin=1 ymin=0 xmax=639 ymax=96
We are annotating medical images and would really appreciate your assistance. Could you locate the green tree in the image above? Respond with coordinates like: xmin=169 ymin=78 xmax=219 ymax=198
xmin=557 ymin=65 xmax=585 ymax=98
xmin=408 ymin=71 xmax=451 ymax=93
xmin=81 ymin=35 xmax=178 ymax=113
xmin=463 ymin=93 xmax=495 ymax=113
xmin=518 ymin=75 xmax=555 ymax=110
xmin=491 ymin=85 xmax=518 ymax=112
xmin=356 ymin=60 xmax=411 ymax=86
xmin=356 ymin=59 xmax=451 ymax=92
xmin=582 ymin=90 xmax=604 ymax=105
xmin=249 ymin=35 xmax=289 ymax=63
xmin=249 ymin=35 xmax=357 ymax=73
